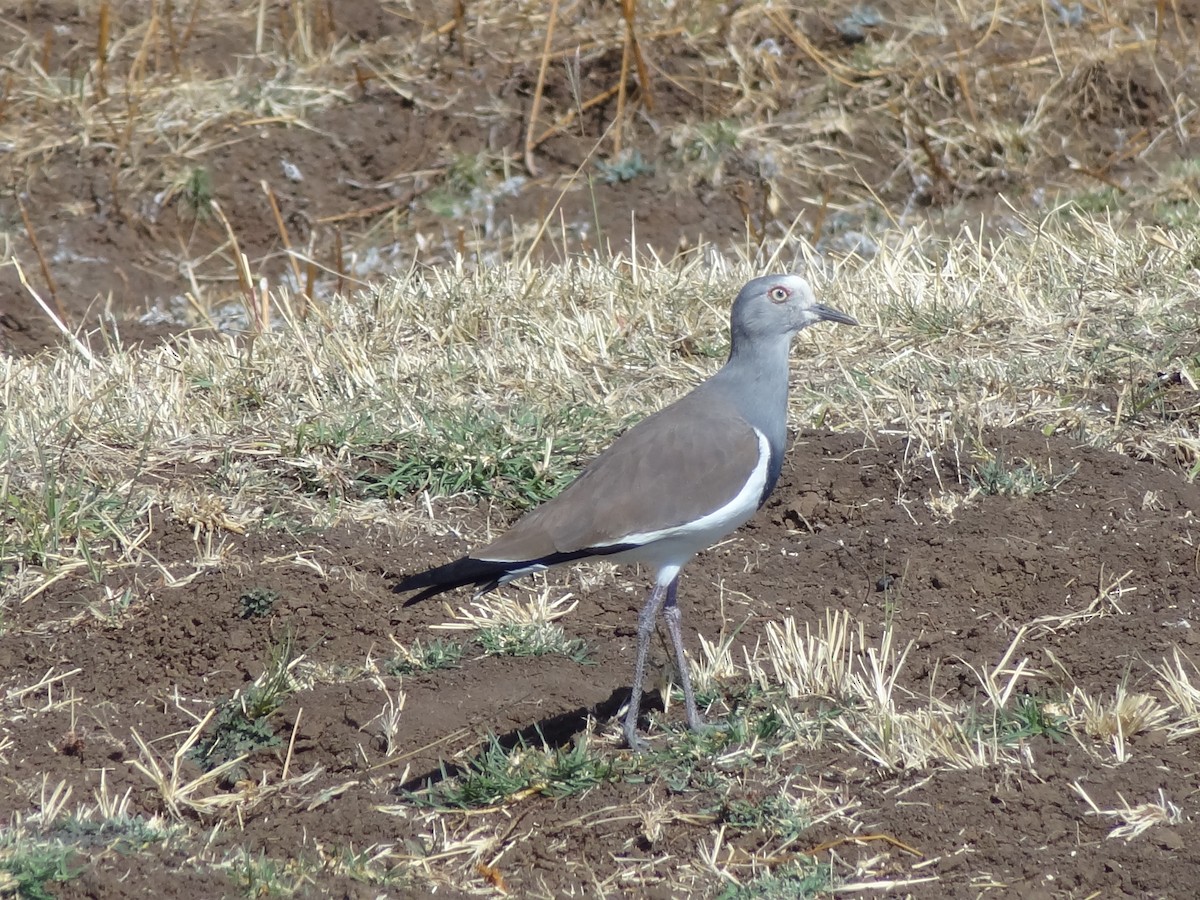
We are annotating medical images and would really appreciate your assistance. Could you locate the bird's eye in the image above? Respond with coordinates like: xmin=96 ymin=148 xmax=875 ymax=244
xmin=769 ymin=286 xmax=790 ymax=303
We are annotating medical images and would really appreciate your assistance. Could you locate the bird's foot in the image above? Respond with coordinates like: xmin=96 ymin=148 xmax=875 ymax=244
xmin=622 ymin=722 xmax=650 ymax=753
xmin=687 ymin=711 xmax=731 ymax=740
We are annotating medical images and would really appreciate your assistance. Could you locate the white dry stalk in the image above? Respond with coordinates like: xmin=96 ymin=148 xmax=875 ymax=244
xmin=30 ymin=776 xmax=73 ymax=830
xmin=926 ymin=488 xmax=971 ymax=522
xmin=1152 ymin=647 xmax=1200 ymax=739
xmin=88 ymin=768 xmax=134 ymax=821
xmin=1074 ymin=685 xmax=1170 ymax=762
xmin=833 ymin=705 xmax=1017 ymax=772
xmin=754 ymin=611 xmax=1053 ymax=770
xmin=755 ymin=607 xmax=914 ymax=715
xmin=126 ymin=711 xmax=247 ymax=819
xmin=960 ymin=627 xmax=1035 ymax=711
xmin=689 ymin=628 xmax=741 ymax=699
xmin=66 ymin=769 xmax=177 ymax=839
xmin=754 ymin=608 xmax=865 ymax=701
xmin=128 ymin=718 xmax=323 ymax=821
xmin=636 ymin=794 xmax=676 ymax=845
xmin=367 ymin=675 xmax=408 ymax=758
xmin=860 ymin=622 xmax=914 ymax=713
xmin=417 ymin=819 xmax=502 ymax=869
xmin=695 ymin=823 xmax=733 ymax=883
xmin=433 ymin=586 xmax=578 ymax=632
xmin=1073 ymin=783 xmax=1184 ymax=840
xmin=4 ymin=667 xmax=83 ymax=710
xmin=1026 ymin=567 xmax=1137 ymax=636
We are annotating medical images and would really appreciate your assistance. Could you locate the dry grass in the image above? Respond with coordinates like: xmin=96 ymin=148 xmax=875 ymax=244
xmin=3 ymin=0 xmax=1199 ymax=319
xmin=3 ymin=216 xmax=1197 ymax=605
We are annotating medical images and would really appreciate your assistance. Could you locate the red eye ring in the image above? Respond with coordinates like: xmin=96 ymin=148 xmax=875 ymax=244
xmin=768 ymin=285 xmax=790 ymax=303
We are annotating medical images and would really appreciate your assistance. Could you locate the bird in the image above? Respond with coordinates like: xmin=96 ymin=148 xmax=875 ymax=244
xmin=395 ymin=274 xmax=859 ymax=749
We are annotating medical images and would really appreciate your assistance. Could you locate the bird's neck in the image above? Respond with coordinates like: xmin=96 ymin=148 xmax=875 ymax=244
xmin=714 ymin=333 xmax=794 ymax=451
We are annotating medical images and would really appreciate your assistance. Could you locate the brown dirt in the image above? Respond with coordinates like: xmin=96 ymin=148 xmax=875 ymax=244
xmin=2 ymin=427 xmax=1199 ymax=896
xmin=3 ymin=0 xmax=1198 ymax=357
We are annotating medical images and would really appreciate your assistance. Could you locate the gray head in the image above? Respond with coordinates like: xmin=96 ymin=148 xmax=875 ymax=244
xmin=728 ymin=274 xmax=858 ymax=355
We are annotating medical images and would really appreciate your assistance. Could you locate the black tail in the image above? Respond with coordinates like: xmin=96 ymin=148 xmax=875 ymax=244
xmin=394 ymin=556 xmax=516 ymax=605
xmin=395 ymin=544 xmax=638 ymax=606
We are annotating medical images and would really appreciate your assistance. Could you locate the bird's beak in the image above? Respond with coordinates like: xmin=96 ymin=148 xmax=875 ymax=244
xmin=813 ymin=303 xmax=859 ymax=327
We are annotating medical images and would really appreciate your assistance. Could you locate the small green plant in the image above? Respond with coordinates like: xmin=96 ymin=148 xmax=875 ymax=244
xmin=238 ymin=587 xmax=279 ymax=619
xmin=895 ymin=292 xmax=986 ymax=338
xmin=189 ymin=636 xmax=296 ymax=774
xmin=0 ymin=468 xmax=135 ymax=570
xmin=180 ymin=167 xmax=214 ymax=218
xmin=971 ymin=458 xmax=1072 ymax=497
xmin=539 ymin=736 xmax=624 ymax=796
xmin=672 ymin=119 xmax=742 ymax=186
xmin=679 ymin=120 xmax=740 ymax=165
xmin=87 ymin=586 xmax=135 ymax=624
xmin=715 ymin=858 xmax=832 ymax=899
xmin=991 ymin=694 xmax=1069 ymax=744
xmin=386 ymin=637 xmax=464 ymax=674
xmin=291 ymin=413 xmax=388 ymax=456
xmin=190 ymin=699 xmax=279 ymax=775
xmin=59 ymin=812 xmax=176 ymax=851
xmin=596 ymin=149 xmax=654 ymax=184
xmin=722 ymin=793 xmax=812 ymax=840
xmin=0 ymin=836 xmax=76 ymax=900
xmin=1068 ymin=187 xmax=1124 ymax=215
xmin=358 ymin=404 xmax=605 ymax=510
xmin=230 ymin=849 xmax=297 ymax=897
xmin=416 ymin=733 xmax=622 ymax=809
xmin=426 ymin=153 xmax=494 ymax=217
xmin=753 ymin=704 xmax=785 ymax=741
xmin=332 ymin=845 xmax=410 ymax=886
xmin=475 ymin=622 xmax=589 ymax=663
xmin=1151 ymin=198 xmax=1200 ymax=229
xmin=837 ymin=4 xmax=884 ymax=42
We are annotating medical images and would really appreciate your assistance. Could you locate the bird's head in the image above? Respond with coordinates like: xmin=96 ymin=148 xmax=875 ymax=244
xmin=730 ymin=274 xmax=858 ymax=346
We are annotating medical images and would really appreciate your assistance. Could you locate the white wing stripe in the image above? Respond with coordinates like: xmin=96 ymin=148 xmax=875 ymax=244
xmin=601 ymin=428 xmax=771 ymax=548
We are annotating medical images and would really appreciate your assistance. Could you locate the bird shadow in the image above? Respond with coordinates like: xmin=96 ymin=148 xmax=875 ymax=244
xmin=395 ymin=687 xmax=663 ymax=794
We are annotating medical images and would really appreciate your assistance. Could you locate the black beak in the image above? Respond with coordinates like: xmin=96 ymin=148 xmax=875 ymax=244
xmin=814 ymin=303 xmax=860 ymax=327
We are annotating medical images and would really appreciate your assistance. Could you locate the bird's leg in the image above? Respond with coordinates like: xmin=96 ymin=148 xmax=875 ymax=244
xmin=623 ymin=579 xmax=671 ymax=751
xmin=661 ymin=576 xmax=706 ymax=733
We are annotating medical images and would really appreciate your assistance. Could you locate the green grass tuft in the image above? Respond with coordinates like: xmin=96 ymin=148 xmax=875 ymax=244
xmin=721 ymin=793 xmax=813 ymax=840
xmin=386 ymin=637 xmax=465 ymax=675
xmin=971 ymin=458 xmax=1073 ymax=497
xmin=0 ymin=836 xmax=76 ymax=900
xmin=0 ymin=467 xmax=138 ymax=570
xmin=425 ymin=152 xmax=501 ymax=217
xmin=715 ymin=858 xmax=832 ymax=899
xmin=475 ymin=622 xmax=589 ymax=663
xmin=189 ymin=635 xmax=296 ymax=775
xmin=416 ymin=733 xmax=624 ymax=809
xmin=357 ymin=404 xmax=606 ymax=510
xmin=180 ymin=167 xmax=214 ymax=218
xmin=597 ymin=149 xmax=654 ymax=184
xmin=988 ymin=693 xmax=1069 ymax=745
xmin=675 ymin=119 xmax=741 ymax=183
xmin=237 ymin=587 xmax=279 ymax=619
xmin=230 ymin=849 xmax=298 ymax=897
xmin=59 ymin=814 xmax=176 ymax=851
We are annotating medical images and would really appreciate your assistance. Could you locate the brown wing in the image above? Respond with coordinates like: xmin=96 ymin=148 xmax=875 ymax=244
xmin=476 ymin=394 xmax=762 ymax=563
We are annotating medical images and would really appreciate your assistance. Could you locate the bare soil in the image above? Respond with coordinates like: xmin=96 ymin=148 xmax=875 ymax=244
xmin=2 ymin=427 xmax=1198 ymax=896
